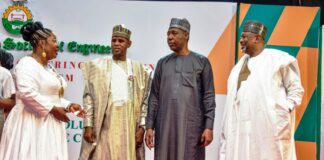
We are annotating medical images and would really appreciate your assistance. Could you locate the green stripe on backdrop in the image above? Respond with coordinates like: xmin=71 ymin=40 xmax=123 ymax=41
xmin=302 ymin=10 xmax=321 ymax=48
xmin=295 ymin=89 xmax=317 ymax=142
xmin=239 ymin=4 xmax=284 ymax=43
xmin=316 ymin=25 xmax=322 ymax=160
xmin=266 ymin=45 xmax=300 ymax=57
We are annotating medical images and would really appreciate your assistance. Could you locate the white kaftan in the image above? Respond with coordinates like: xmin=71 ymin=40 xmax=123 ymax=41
xmin=0 ymin=66 xmax=15 ymax=138
xmin=220 ymin=49 xmax=304 ymax=160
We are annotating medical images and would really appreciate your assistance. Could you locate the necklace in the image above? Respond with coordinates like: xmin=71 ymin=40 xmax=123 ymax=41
xmin=46 ymin=64 xmax=64 ymax=98
xmin=31 ymin=54 xmax=65 ymax=98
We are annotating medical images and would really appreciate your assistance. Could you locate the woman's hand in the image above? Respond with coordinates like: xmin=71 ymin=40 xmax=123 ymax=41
xmin=50 ymin=106 xmax=70 ymax=122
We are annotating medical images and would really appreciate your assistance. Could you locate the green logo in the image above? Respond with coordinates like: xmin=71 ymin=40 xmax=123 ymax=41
xmin=2 ymin=4 xmax=33 ymax=35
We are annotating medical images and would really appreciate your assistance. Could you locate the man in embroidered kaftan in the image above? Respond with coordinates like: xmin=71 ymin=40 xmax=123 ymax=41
xmin=79 ymin=25 xmax=152 ymax=160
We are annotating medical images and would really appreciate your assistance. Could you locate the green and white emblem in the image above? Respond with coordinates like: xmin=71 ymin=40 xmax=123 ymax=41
xmin=2 ymin=4 xmax=33 ymax=35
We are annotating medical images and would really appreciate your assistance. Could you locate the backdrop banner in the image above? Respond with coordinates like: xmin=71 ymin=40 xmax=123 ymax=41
xmin=0 ymin=0 xmax=237 ymax=159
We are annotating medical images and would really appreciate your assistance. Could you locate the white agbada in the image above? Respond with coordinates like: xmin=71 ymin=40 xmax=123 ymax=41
xmin=0 ymin=66 xmax=15 ymax=99
xmin=0 ymin=56 xmax=71 ymax=160
xmin=0 ymin=66 xmax=16 ymax=138
xmin=220 ymin=48 xmax=304 ymax=160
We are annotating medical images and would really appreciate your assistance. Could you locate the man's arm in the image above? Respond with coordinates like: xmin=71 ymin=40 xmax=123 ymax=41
xmin=146 ymin=61 xmax=162 ymax=129
xmin=201 ymin=59 xmax=216 ymax=129
xmin=1 ymin=68 xmax=16 ymax=110
xmin=81 ymin=62 xmax=95 ymax=143
xmin=136 ymin=65 xmax=152 ymax=148
xmin=281 ymin=62 xmax=304 ymax=111
xmin=200 ymin=58 xmax=216 ymax=147
xmin=145 ymin=60 xmax=162 ymax=149
xmin=81 ymin=62 xmax=94 ymax=127
xmin=139 ymin=66 xmax=152 ymax=129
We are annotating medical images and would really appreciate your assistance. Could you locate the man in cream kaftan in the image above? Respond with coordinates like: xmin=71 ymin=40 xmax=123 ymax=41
xmin=220 ymin=21 xmax=304 ymax=160
xmin=79 ymin=25 xmax=151 ymax=160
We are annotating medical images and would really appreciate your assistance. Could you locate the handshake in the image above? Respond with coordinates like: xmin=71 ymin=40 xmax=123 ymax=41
xmin=50 ymin=103 xmax=86 ymax=122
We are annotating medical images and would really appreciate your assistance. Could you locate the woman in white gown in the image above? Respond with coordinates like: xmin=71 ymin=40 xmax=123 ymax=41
xmin=0 ymin=21 xmax=85 ymax=160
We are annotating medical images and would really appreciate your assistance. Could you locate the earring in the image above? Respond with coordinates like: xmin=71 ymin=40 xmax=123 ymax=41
xmin=42 ymin=51 xmax=47 ymax=58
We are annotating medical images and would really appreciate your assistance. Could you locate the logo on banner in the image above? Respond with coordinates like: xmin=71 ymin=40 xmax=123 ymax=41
xmin=2 ymin=4 xmax=33 ymax=35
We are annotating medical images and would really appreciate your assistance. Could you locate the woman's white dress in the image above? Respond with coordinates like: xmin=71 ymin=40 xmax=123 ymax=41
xmin=0 ymin=56 xmax=71 ymax=160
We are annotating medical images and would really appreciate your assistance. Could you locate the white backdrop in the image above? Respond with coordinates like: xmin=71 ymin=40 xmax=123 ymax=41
xmin=0 ymin=0 xmax=237 ymax=159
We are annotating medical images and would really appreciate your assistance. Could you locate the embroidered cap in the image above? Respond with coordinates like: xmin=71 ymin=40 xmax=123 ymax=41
xmin=243 ymin=21 xmax=267 ymax=39
xmin=112 ymin=24 xmax=131 ymax=40
xmin=169 ymin=17 xmax=190 ymax=33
